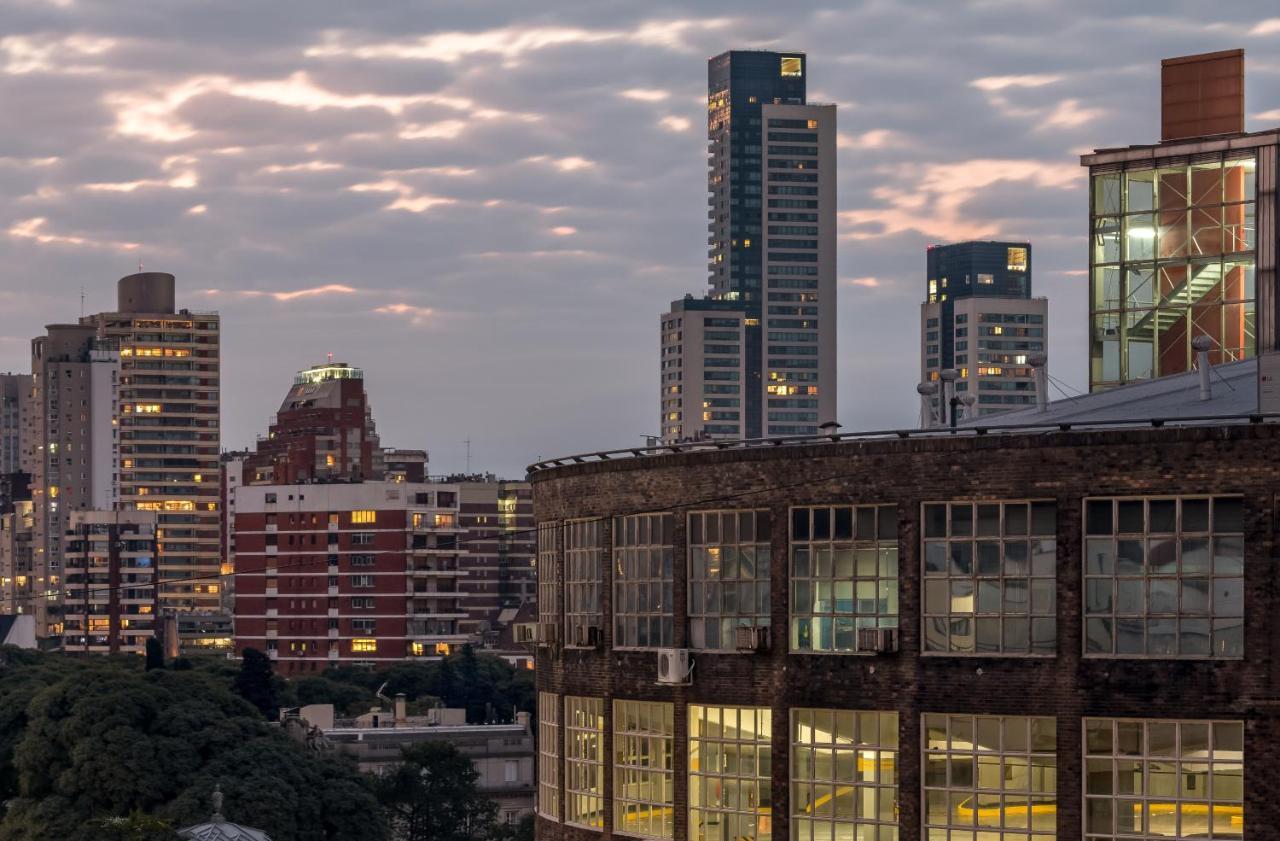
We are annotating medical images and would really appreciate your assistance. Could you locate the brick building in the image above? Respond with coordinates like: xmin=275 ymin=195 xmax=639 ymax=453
xmin=527 ymin=410 xmax=1274 ymax=840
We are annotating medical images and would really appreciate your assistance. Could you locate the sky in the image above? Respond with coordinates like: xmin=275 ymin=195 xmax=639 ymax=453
xmin=1 ymin=1 xmax=1278 ymax=477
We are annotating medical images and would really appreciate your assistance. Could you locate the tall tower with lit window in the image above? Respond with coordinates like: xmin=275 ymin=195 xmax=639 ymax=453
xmin=81 ymin=272 xmax=222 ymax=615
xmin=661 ymin=50 xmax=837 ymax=443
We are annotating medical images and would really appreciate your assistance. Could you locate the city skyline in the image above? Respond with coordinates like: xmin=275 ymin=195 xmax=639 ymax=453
xmin=1 ymin=2 xmax=1280 ymax=475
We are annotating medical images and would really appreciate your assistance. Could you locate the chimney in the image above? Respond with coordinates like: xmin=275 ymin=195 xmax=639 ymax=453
xmin=1193 ymin=335 xmax=1214 ymax=401
xmin=1161 ymin=49 xmax=1245 ymax=142
xmin=939 ymin=369 xmax=960 ymax=427
xmin=394 ymin=693 xmax=407 ymax=724
xmin=916 ymin=382 xmax=939 ymax=428
xmin=1028 ymin=353 xmax=1049 ymax=413
xmin=516 ymin=711 xmax=531 ymax=733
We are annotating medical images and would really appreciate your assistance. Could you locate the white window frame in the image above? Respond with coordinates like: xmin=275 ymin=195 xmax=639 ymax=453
xmin=537 ymin=691 xmax=561 ymax=821
xmin=564 ymin=696 xmax=605 ymax=829
xmin=688 ymin=704 xmax=772 ymax=841
xmin=687 ymin=509 xmax=771 ymax=651
xmin=613 ymin=513 xmax=674 ymax=650
xmin=537 ymin=522 xmax=560 ymax=630
xmin=790 ymin=708 xmax=898 ymax=840
xmin=565 ymin=518 xmax=604 ymax=646
xmin=613 ymin=700 xmax=675 ymax=839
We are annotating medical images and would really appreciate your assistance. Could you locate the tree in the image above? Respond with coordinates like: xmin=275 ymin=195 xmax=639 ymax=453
xmin=90 ymin=811 xmax=179 ymax=841
xmin=145 ymin=639 xmax=165 ymax=672
xmin=0 ymin=661 xmax=384 ymax=841
xmin=232 ymin=647 xmax=278 ymax=719
xmin=373 ymin=741 xmax=498 ymax=841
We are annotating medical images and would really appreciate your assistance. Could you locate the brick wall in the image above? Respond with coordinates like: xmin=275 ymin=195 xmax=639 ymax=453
xmin=531 ymin=423 xmax=1280 ymax=841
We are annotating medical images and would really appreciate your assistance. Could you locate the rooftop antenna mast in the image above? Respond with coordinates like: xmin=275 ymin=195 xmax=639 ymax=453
xmin=79 ymin=286 xmax=85 ymax=318
xmin=464 ymin=439 xmax=471 ymax=474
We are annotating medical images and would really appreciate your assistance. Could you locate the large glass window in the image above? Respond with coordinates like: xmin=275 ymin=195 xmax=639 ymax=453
xmin=614 ymin=700 xmax=675 ymax=839
xmin=689 ymin=705 xmax=772 ymax=841
xmin=613 ymin=514 xmax=674 ymax=649
xmin=1089 ymin=154 xmax=1256 ymax=389
xmin=922 ymin=501 xmax=1057 ymax=655
xmin=565 ymin=519 xmax=604 ymax=646
xmin=1084 ymin=496 xmax=1243 ymax=658
xmin=790 ymin=505 xmax=898 ymax=652
xmin=537 ymin=522 xmax=560 ymax=632
xmin=565 ymin=696 xmax=605 ymax=828
xmin=688 ymin=510 xmax=771 ymax=650
xmin=923 ymin=714 xmax=1057 ymax=839
xmin=1084 ymin=718 xmax=1243 ymax=839
xmin=538 ymin=691 xmax=561 ymax=821
xmin=791 ymin=709 xmax=898 ymax=841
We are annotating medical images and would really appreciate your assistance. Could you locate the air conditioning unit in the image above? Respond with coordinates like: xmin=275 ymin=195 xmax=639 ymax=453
xmin=857 ymin=627 xmax=899 ymax=654
xmin=734 ymin=625 xmax=769 ymax=653
xmin=656 ymin=648 xmax=692 ymax=685
xmin=537 ymin=622 xmax=559 ymax=646
xmin=513 ymin=623 xmax=538 ymax=644
xmin=573 ymin=625 xmax=602 ymax=648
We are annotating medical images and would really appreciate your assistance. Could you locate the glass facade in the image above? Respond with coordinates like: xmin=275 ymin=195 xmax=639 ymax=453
xmin=538 ymin=691 xmax=561 ymax=821
xmin=565 ymin=519 xmax=604 ymax=646
xmin=1084 ymin=718 xmax=1243 ymax=839
xmin=614 ymin=700 xmax=675 ymax=839
xmin=1089 ymin=155 xmax=1257 ymax=388
xmin=688 ymin=510 xmax=771 ymax=650
xmin=1084 ymin=496 xmax=1244 ymax=658
xmin=790 ymin=505 xmax=898 ymax=652
xmin=613 ymin=513 xmax=675 ymax=648
xmin=689 ymin=705 xmax=773 ymax=841
xmin=565 ymin=696 xmax=606 ymax=828
xmin=923 ymin=714 xmax=1057 ymax=839
xmin=791 ymin=709 xmax=899 ymax=841
xmin=922 ymin=501 xmax=1057 ymax=655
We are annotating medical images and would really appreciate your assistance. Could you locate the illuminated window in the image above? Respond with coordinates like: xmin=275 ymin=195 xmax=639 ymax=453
xmin=1083 ymin=718 xmax=1243 ymax=839
xmin=978 ymin=273 xmax=995 ymax=285
xmin=613 ymin=513 xmax=674 ymax=649
xmin=614 ymin=700 xmax=675 ymax=839
xmin=1007 ymin=247 xmax=1028 ymax=272
xmin=326 ymin=454 xmax=336 ymax=467
xmin=162 ymin=500 xmax=195 ymax=512
xmin=410 ymin=642 xmax=425 ymax=656
xmin=434 ymin=513 xmax=455 ymax=528
xmin=539 ymin=692 xmax=561 ymax=821
xmin=689 ymin=705 xmax=772 ymax=841
xmin=792 ymin=709 xmax=898 ymax=840
xmin=351 ymin=510 xmax=376 ymax=524
xmin=923 ymin=501 xmax=1056 ymax=655
xmin=807 ymin=119 xmax=818 ymax=129
xmin=351 ymin=638 xmax=377 ymax=653
xmin=1084 ymin=496 xmax=1243 ymax=657
xmin=134 ymin=404 xmax=162 ymax=414
xmin=791 ymin=505 xmax=898 ymax=653
xmin=434 ymin=642 xmax=450 ymax=655
xmin=565 ymin=696 xmax=605 ymax=828
xmin=688 ymin=510 xmax=771 ymax=650
xmin=923 ymin=714 xmax=1057 ymax=838
xmin=565 ymin=519 xmax=603 ymax=646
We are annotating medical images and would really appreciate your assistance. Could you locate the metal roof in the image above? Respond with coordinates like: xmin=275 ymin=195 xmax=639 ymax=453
xmin=958 ymin=358 xmax=1258 ymax=428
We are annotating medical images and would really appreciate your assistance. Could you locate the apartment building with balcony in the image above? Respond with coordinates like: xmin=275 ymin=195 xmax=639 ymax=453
xmin=61 ymin=510 xmax=158 ymax=655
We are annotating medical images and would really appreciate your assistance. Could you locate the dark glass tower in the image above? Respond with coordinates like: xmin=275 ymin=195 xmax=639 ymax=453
xmin=708 ymin=50 xmax=807 ymax=439
xmin=925 ymin=241 xmax=1032 ymax=370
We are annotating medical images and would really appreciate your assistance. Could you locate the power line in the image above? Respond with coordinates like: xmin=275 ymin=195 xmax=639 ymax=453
xmin=3 ymin=463 xmax=878 ymax=609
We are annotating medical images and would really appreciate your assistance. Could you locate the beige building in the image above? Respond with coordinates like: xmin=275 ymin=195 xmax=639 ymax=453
xmin=0 ymin=500 xmax=34 ymax=617
xmin=80 ymin=272 xmax=222 ymax=615
xmin=62 ymin=509 xmax=158 ymax=654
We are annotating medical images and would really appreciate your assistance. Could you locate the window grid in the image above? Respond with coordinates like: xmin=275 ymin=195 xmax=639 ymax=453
xmin=791 ymin=709 xmax=899 ymax=841
xmin=614 ymin=700 xmax=675 ymax=839
xmin=923 ymin=714 xmax=1058 ymax=839
xmin=613 ymin=513 xmax=675 ymax=649
xmin=566 ymin=519 xmax=604 ymax=646
xmin=1083 ymin=496 xmax=1243 ymax=658
xmin=537 ymin=522 xmax=560 ymax=630
xmin=565 ymin=696 xmax=606 ymax=828
xmin=688 ymin=510 xmax=772 ymax=650
xmin=1083 ymin=717 xmax=1243 ymax=840
xmin=789 ymin=505 xmax=898 ymax=653
xmin=538 ymin=691 xmax=561 ymax=821
xmin=689 ymin=705 xmax=773 ymax=841
xmin=922 ymin=501 xmax=1057 ymax=655
xmin=1089 ymin=156 xmax=1257 ymax=388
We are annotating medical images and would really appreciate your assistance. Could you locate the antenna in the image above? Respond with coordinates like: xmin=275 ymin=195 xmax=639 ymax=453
xmin=327 ymin=352 xmax=333 ymax=364
xmin=80 ymin=286 xmax=85 ymax=318
xmin=464 ymin=439 xmax=471 ymax=474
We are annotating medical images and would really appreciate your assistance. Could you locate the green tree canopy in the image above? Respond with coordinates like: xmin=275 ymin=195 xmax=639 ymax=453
xmin=373 ymin=741 xmax=498 ymax=841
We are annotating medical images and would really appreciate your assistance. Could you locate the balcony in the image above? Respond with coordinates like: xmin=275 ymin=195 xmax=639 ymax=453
xmin=327 ymin=586 xmax=339 ymax=597
xmin=328 ymin=628 xmax=338 ymax=639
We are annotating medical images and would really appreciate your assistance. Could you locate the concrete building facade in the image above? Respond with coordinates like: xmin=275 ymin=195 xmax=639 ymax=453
xmin=61 ymin=509 xmax=158 ymax=655
xmin=662 ymin=50 xmax=837 ymax=443
xmin=80 ymin=272 xmax=221 ymax=615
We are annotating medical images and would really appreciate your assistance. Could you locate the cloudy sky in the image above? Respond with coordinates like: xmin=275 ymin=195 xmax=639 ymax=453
xmin=1 ymin=1 xmax=1277 ymax=476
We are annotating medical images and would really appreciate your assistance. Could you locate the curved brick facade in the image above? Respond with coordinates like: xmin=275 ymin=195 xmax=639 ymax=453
xmin=531 ymin=424 xmax=1280 ymax=841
